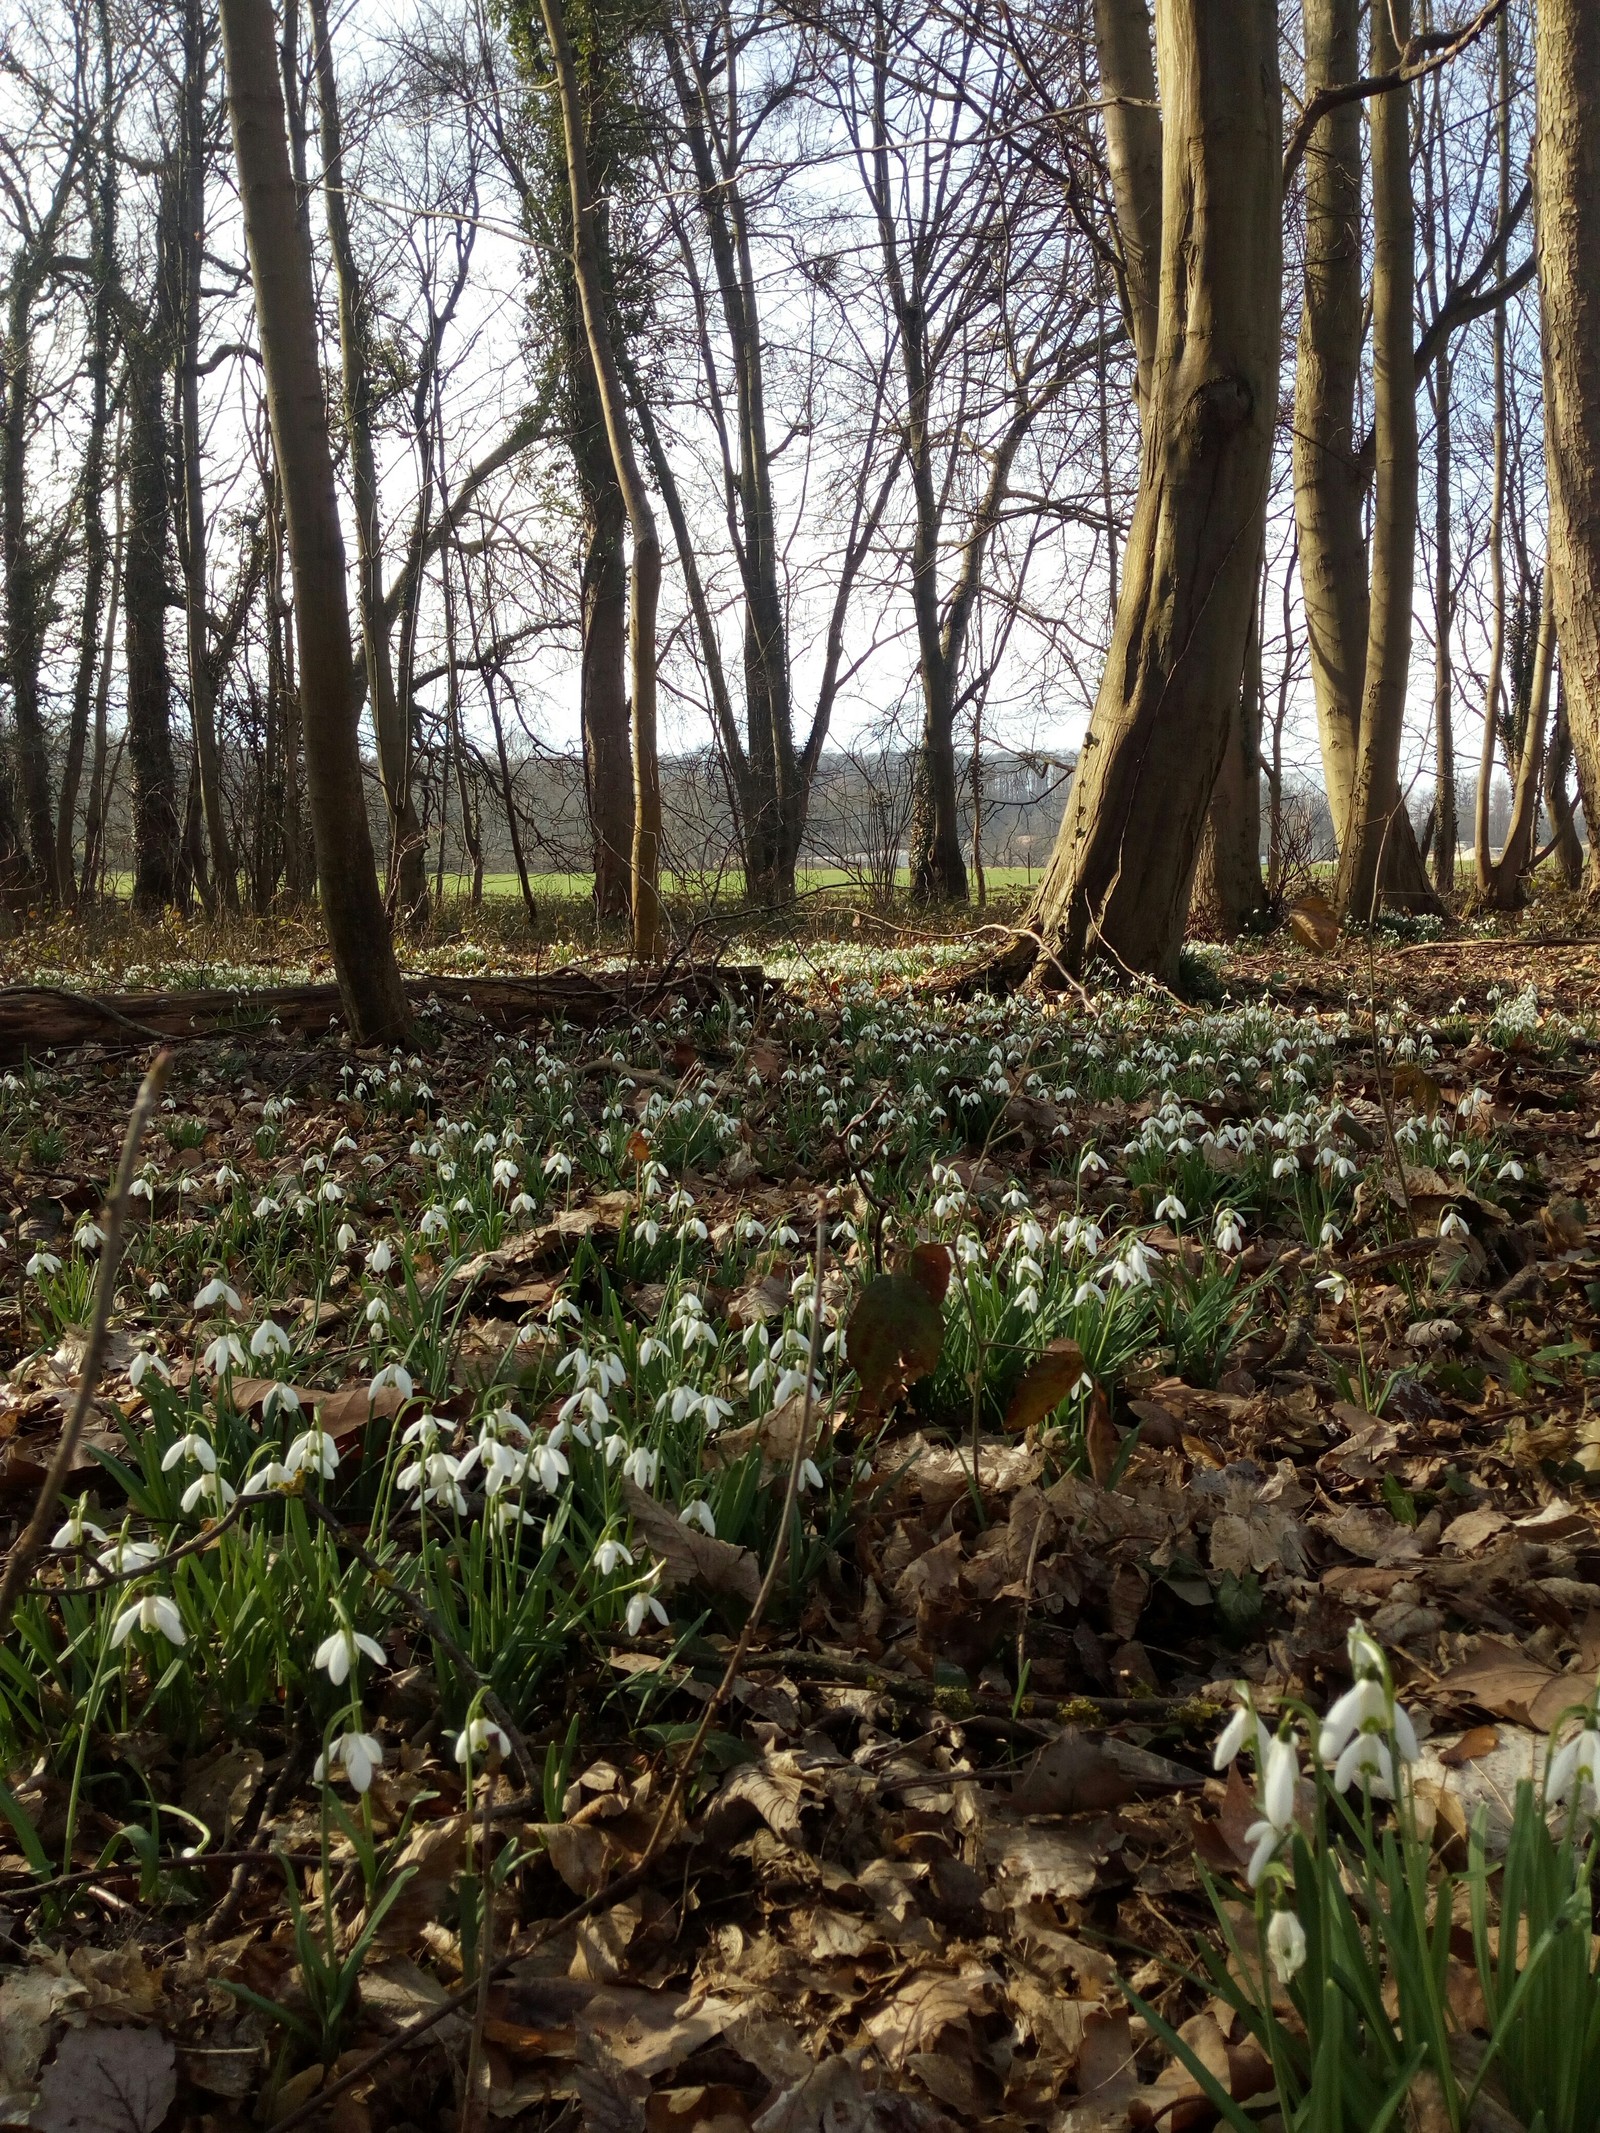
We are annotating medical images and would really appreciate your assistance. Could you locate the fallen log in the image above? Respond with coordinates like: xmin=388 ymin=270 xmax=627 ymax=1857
xmin=0 ymin=964 xmax=768 ymax=1063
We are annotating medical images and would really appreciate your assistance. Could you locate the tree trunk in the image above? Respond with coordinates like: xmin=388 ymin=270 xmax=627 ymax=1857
xmin=1473 ymin=4 xmax=1515 ymax=905
xmin=1431 ymin=344 xmax=1458 ymax=897
xmin=1534 ymin=0 xmax=1600 ymax=900
xmin=1093 ymin=0 xmax=1163 ymax=420
xmin=571 ymin=334 xmax=634 ymax=924
xmin=1293 ymin=0 xmax=1368 ymax=847
xmin=308 ymin=0 xmax=427 ymax=922
xmin=1 ymin=276 xmax=58 ymax=898
xmin=175 ymin=0 xmax=235 ymax=912
xmin=124 ymin=331 xmax=182 ymax=914
xmin=665 ymin=27 xmax=798 ymax=904
xmin=57 ymin=19 xmax=116 ymax=906
xmin=218 ymin=0 xmax=411 ymax=1042
xmin=1478 ymin=567 xmax=1555 ymax=908
xmin=1012 ymin=0 xmax=1280 ymax=981
xmin=1334 ymin=0 xmax=1423 ymax=922
xmin=537 ymin=0 xmax=663 ymax=961
xmin=1547 ymin=676 xmax=1584 ymax=889
xmin=1194 ymin=573 xmax=1265 ymax=933
xmin=81 ymin=454 xmax=122 ymax=904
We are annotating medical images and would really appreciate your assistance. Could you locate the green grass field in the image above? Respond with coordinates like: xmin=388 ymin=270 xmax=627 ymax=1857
xmin=101 ymin=864 xmax=1046 ymax=904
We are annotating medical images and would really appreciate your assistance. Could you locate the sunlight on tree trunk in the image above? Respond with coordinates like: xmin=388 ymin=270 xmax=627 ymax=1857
xmin=1536 ymin=0 xmax=1600 ymax=905
xmin=1009 ymin=0 xmax=1279 ymax=982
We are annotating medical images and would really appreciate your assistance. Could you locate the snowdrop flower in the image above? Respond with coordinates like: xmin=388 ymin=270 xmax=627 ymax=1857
xmin=1112 ymin=1240 xmax=1155 ymax=1290
xmin=128 ymin=1350 xmax=171 ymax=1389
xmin=263 ymin=1382 xmax=301 ymax=1421
xmin=370 ymin=1362 xmax=414 ymax=1400
xmin=1214 ymin=1209 xmax=1244 ymax=1255
xmin=52 ymin=1500 xmax=107 ymax=1549
xmin=1244 ymin=1734 xmax=1300 ymax=1887
xmin=399 ymin=1449 xmax=468 ymax=1511
xmin=1439 ymin=1209 xmax=1470 ymax=1241
xmin=492 ymin=1158 xmax=520 ymax=1190
xmin=400 ymin=1412 xmax=448 ymax=1453
xmin=73 ymin=1219 xmax=106 ymax=1252
xmin=111 ymin=1590 xmax=187 ymax=1648
xmin=1267 ymin=1907 xmax=1308 ymax=1984
xmin=335 ymin=1222 xmax=358 ymax=1253
xmin=285 ymin=1427 xmax=338 ymax=1480
xmin=1212 ymin=1688 xmax=1272 ymax=1773
xmin=797 ymin=1458 xmax=824 ymax=1493
xmin=419 ymin=1206 xmax=450 ymax=1240
xmin=316 ymin=1730 xmax=384 ymax=1794
xmin=593 ymin=1537 xmax=634 ymax=1576
xmin=622 ymin=1446 xmax=660 ymax=1491
xmin=1071 ymin=1279 xmax=1107 ymax=1308
xmin=250 ymin=1319 xmax=291 ymax=1364
xmin=26 ymin=1250 xmax=60 ymax=1279
xmin=625 ymin=1590 xmax=669 ymax=1637
xmin=1319 ymin=1622 xmax=1418 ymax=1796
xmin=455 ymin=1716 xmax=512 ymax=1766
xmin=253 ymin=1196 xmax=281 ymax=1221
xmin=1547 ymin=1727 xmax=1600 ymax=1808
xmin=678 ymin=1498 xmax=717 ymax=1537
xmin=1272 ymin=1154 xmax=1298 ymax=1181
xmin=241 ymin=1459 xmax=293 ymax=1496
xmin=1078 ymin=1149 xmax=1107 ymax=1178
xmin=531 ymin=1432 xmax=570 ymax=1493
xmin=1319 ymin=1220 xmax=1343 ymax=1249
xmin=161 ymin=1432 xmax=217 ymax=1474
xmin=97 ymin=1537 xmax=161 ymax=1576
xmin=213 ymin=1166 xmax=241 ymax=1193
xmin=181 ymin=1471 xmax=236 ymax=1514
xmin=194 ymin=1278 xmax=241 ymax=1313
xmin=1496 ymin=1160 xmax=1526 ymax=1184
xmin=1315 ymin=1272 xmax=1348 ymax=1307
xmin=367 ymin=1238 xmax=394 ymax=1275
xmin=548 ymin=1296 xmax=581 ymax=1328
xmin=313 ymin=1624 xmax=386 ymax=1687
xmin=203 ymin=1332 xmax=247 ymax=1376
xmin=1153 ymin=1193 xmax=1186 ymax=1225
xmin=543 ymin=1150 xmax=573 ymax=1182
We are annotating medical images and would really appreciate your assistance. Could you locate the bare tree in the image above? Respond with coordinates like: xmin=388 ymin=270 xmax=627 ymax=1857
xmin=217 ymin=0 xmax=411 ymax=1040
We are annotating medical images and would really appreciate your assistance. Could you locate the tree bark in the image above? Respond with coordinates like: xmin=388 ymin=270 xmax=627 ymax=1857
xmin=1011 ymin=0 xmax=1280 ymax=981
xmin=1534 ymin=0 xmax=1600 ymax=900
xmin=1334 ymin=0 xmax=1423 ymax=922
xmin=124 ymin=318 xmax=183 ymax=915
xmin=1431 ymin=343 xmax=1458 ymax=897
xmin=1478 ymin=566 xmax=1555 ymax=908
xmin=1546 ymin=677 xmax=1584 ymax=889
xmin=1293 ymin=0 xmax=1369 ymax=848
xmin=1194 ymin=572 xmax=1265 ymax=933
xmin=1473 ymin=3 xmax=1515 ymax=904
xmin=57 ymin=1 xmax=117 ymax=904
xmin=537 ymin=0 xmax=663 ymax=960
xmin=308 ymin=0 xmax=427 ymax=922
xmin=572 ymin=329 xmax=634 ymax=923
xmin=1093 ymin=0 xmax=1163 ymax=420
xmin=218 ymin=0 xmax=411 ymax=1042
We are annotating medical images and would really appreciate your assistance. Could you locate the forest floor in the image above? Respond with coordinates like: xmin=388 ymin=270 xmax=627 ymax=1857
xmin=2 ymin=889 xmax=1600 ymax=2131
